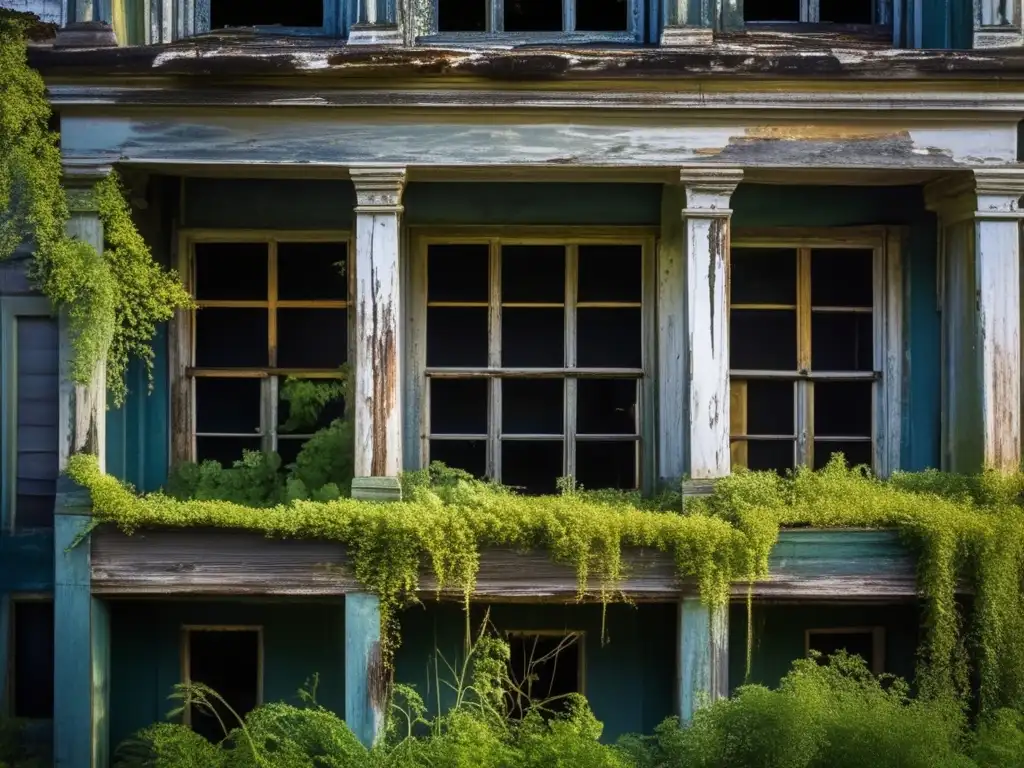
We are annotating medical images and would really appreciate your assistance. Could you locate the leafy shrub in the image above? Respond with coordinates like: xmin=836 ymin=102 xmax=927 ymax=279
xmin=973 ymin=708 xmax=1024 ymax=768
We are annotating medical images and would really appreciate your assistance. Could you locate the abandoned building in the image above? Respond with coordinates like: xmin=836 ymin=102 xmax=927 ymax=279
xmin=3 ymin=0 xmax=1024 ymax=764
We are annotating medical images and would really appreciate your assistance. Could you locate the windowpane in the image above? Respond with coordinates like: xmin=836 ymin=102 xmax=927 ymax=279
xmin=438 ymin=0 xmax=487 ymax=30
xmin=576 ymin=440 xmax=636 ymax=490
xmin=197 ymin=437 xmax=263 ymax=465
xmin=430 ymin=439 xmax=487 ymax=477
xmin=428 ymin=307 xmax=488 ymax=367
xmin=502 ymin=245 xmax=565 ymax=303
xmin=810 ymin=312 xmax=872 ymax=371
xmin=187 ymin=630 xmax=260 ymax=744
xmin=811 ymin=249 xmax=872 ymax=308
xmin=195 ymin=308 xmax=268 ymax=368
xmin=814 ymin=440 xmax=872 ymax=470
xmin=13 ymin=601 xmax=54 ymax=719
xmin=431 ymin=379 xmax=488 ymax=434
xmin=278 ymin=242 xmax=347 ymax=301
xmin=745 ymin=0 xmax=800 ymax=20
xmin=735 ymin=439 xmax=795 ymax=474
xmin=196 ymin=378 xmax=262 ymax=434
xmin=575 ymin=0 xmax=629 ymax=30
xmin=731 ymin=310 xmax=797 ymax=370
xmin=577 ymin=308 xmax=641 ymax=368
xmin=507 ymin=633 xmax=581 ymax=719
xmin=16 ymin=316 xmax=59 ymax=530
xmin=504 ymin=0 xmax=563 ymax=31
xmin=578 ymin=245 xmax=641 ymax=303
xmin=278 ymin=378 xmax=345 ymax=435
xmin=195 ymin=242 xmax=267 ymax=301
xmin=502 ymin=440 xmax=563 ymax=494
xmin=577 ymin=379 xmax=636 ymax=435
xmin=808 ymin=630 xmax=875 ymax=668
xmin=815 ymin=381 xmax=872 ymax=437
xmin=745 ymin=380 xmax=794 ymax=436
xmin=209 ymin=0 xmax=324 ymax=28
xmin=731 ymin=248 xmax=797 ymax=305
xmin=502 ymin=308 xmax=564 ymax=367
xmin=429 ymin=244 xmax=490 ymax=303
xmin=819 ymin=0 xmax=873 ymax=23
xmin=277 ymin=309 xmax=347 ymax=369
xmin=503 ymin=379 xmax=563 ymax=435
xmin=277 ymin=437 xmax=308 ymax=467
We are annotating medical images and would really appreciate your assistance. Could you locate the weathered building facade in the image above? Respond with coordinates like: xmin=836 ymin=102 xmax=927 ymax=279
xmin=4 ymin=0 xmax=1024 ymax=764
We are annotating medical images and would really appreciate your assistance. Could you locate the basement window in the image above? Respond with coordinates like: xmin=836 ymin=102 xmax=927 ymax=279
xmin=806 ymin=626 xmax=885 ymax=675
xmin=430 ymin=0 xmax=639 ymax=41
xmin=184 ymin=627 xmax=262 ymax=742
xmin=745 ymin=0 xmax=877 ymax=24
xmin=11 ymin=599 xmax=54 ymax=719
xmin=185 ymin=235 xmax=349 ymax=466
xmin=729 ymin=231 xmax=902 ymax=476
xmin=418 ymin=235 xmax=653 ymax=494
xmin=505 ymin=631 xmax=583 ymax=718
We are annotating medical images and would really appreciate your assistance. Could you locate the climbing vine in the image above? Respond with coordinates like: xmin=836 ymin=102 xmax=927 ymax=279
xmin=66 ymin=451 xmax=1024 ymax=716
xmin=0 ymin=15 xmax=191 ymax=405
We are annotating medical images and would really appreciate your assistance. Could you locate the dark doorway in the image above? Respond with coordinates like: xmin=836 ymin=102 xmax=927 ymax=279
xmin=186 ymin=628 xmax=261 ymax=743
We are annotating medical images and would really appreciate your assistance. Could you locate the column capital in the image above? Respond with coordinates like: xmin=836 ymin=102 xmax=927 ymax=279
xmin=62 ymin=159 xmax=113 ymax=213
xmin=350 ymin=166 xmax=407 ymax=213
xmin=679 ymin=168 xmax=743 ymax=214
xmin=925 ymin=169 xmax=1024 ymax=222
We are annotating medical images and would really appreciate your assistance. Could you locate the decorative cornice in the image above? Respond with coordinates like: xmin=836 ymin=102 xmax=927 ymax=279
xmin=973 ymin=168 xmax=1024 ymax=197
xmin=350 ymin=166 xmax=407 ymax=213
xmin=925 ymin=169 xmax=1024 ymax=222
xmin=679 ymin=168 xmax=744 ymax=212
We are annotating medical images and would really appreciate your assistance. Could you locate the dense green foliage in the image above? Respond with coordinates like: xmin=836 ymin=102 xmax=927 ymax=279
xmin=0 ymin=17 xmax=191 ymax=405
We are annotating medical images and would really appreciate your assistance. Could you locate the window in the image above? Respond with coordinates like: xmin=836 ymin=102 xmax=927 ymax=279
xmin=196 ymin=0 xmax=340 ymax=36
xmin=182 ymin=233 xmax=349 ymax=466
xmin=8 ymin=598 xmax=54 ymax=719
xmin=745 ymin=0 xmax=877 ymax=24
xmin=1 ymin=299 xmax=60 ymax=531
xmin=183 ymin=626 xmax=262 ymax=742
xmin=505 ymin=631 xmax=583 ymax=718
xmin=806 ymin=626 xmax=885 ymax=674
xmin=728 ymin=230 xmax=901 ymax=476
xmin=413 ymin=232 xmax=654 ymax=494
xmin=428 ymin=0 xmax=642 ymax=41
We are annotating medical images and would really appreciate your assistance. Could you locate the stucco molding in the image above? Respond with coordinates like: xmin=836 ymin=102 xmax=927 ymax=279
xmin=349 ymin=166 xmax=407 ymax=213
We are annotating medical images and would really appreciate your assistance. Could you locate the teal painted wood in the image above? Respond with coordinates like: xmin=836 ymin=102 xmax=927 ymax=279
xmin=54 ymin=512 xmax=100 ymax=768
xmin=345 ymin=593 xmax=383 ymax=748
xmin=0 ymin=531 xmax=54 ymax=592
xmin=183 ymin=179 xmax=355 ymax=230
xmin=92 ymin=597 xmax=110 ymax=768
xmin=677 ymin=597 xmax=727 ymax=724
xmin=0 ymin=597 xmax=8 ymax=717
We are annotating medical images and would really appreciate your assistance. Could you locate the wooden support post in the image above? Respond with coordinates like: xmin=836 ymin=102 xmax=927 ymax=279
xmin=345 ymin=593 xmax=385 ymax=748
xmin=54 ymin=161 xmax=111 ymax=768
xmin=658 ymin=185 xmax=687 ymax=486
xmin=347 ymin=0 xmax=403 ymax=45
xmin=660 ymin=0 xmax=714 ymax=45
xmin=926 ymin=169 xmax=1024 ymax=474
xmin=350 ymin=166 xmax=406 ymax=501
xmin=677 ymin=597 xmax=728 ymax=724
xmin=680 ymin=168 xmax=743 ymax=481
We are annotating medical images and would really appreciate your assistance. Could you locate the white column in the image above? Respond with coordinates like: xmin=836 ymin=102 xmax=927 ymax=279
xmin=681 ymin=168 xmax=743 ymax=481
xmin=350 ymin=167 xmax=406 ymax=500
xmin=926 ymin=169 xmax=1024 ymax=473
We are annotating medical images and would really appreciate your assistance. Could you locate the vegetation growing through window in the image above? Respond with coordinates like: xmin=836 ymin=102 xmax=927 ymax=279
xmin=0 ymin=16 xmax=191 ymax=406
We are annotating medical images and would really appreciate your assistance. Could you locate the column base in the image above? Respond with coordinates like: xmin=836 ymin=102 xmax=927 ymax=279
xmin=54 ymin=21 xmax=119 ymax=48
xmin=660 ymin=25 xmax=714 ymax=47
xmin=347 ymin=23 xmax=404 ymax=46
xmin=351 ymin=476 xmax=403 ymax=501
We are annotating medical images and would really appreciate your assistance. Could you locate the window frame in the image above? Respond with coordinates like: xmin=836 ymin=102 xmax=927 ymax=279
xmin=2 ymin=593 xmax=55 ymax=721
xmin=192 ymin=0 xmax=345 ymax=37
xmin=805 ymin=625 xmax=886 ymax=675
xmin=728 ymin=227 xmax=903 ymax=477
xmin=504 ymin=629 xmax=587 ymax=706
xmin=420 ymin=0 xmax=644 ymax=44
xmin=180 ymin=624 xmax=265 ymax=728
xmin=173 ymin=229 xmax=353 ymax=466
xmin=0 ymin=297 xmax=59 ymax=533
xmin=743 ymin=0 xmax=892 ymax=29
xmin=407 ymin=226 xmax=657 ymax=494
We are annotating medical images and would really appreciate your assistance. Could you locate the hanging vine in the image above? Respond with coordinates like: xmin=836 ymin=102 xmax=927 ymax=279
xmin=0 ymin=14 xmax=192 ymax=405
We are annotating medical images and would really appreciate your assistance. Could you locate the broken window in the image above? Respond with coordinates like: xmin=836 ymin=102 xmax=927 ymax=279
xmin=745 ymin=0 xmax=876 ymax=24
xmin=806 ymin=626 xmax=884 ymax=674
xmin=421 ymin=238 xmax=649 ymax=494
xmin=208 ymin=0 xmax=326 ymax=30
xmin=434 ymin=0 xmax=635 ymax=36
xmin=730 ymin=243 xmax=879 ymax=475
xmin=188 ymin=236 xmax=348 ymax=466
xmin=505 ymin=631 xmax=583 ymax=718
xmin=184 ymin=627 xmax=262 ymax=742
xmin=11 ymin=599 xmax=54 ymax=719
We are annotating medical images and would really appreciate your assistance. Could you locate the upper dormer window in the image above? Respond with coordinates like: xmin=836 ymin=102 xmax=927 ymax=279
xmin=745 ymin=0 xmax=876 ymax=24
xmin=427 ymin=0 xmax=641 ymax=41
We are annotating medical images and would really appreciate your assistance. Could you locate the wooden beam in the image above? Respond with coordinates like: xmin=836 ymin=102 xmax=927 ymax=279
xmin=677 ymin=597 xmax=727 ymax=724
xmin=345 ymin=593 xmax=385 ymax=747
xmin=658 ymin=184 xmax=687 ymax=487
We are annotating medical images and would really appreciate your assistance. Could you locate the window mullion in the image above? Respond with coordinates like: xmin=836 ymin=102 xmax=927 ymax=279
xmin=488 ymin=239 xmax=502 ymax=481
xmin=802 ymin=0 xmax=820 ymax=22
xmin=796 ymin=248 xmax=813 ymax=468
xmin=264 ymin=376 xmax=279 ymax=455
xmin=564 ymin=0 xmax=576 ymax=33
xmin=266 ymin=240 xmax=279 ymax=455
xmin=564 ymin=244 xmax=578 ymax=483
xmin=490 ymin=0 xmax=504 ymax=32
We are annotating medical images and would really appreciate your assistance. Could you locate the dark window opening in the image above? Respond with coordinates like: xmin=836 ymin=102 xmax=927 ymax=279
xmin=577 ymin=308 xmax=641 ymax=368
xmin=577 ymin=379 xmax=636 ymax=435
xmin=732 ymin=248 xmax=797 ymax=305
xmin=278 ymin=243 xmax=347 ymax=301
xmin=731 ymin=310 xmax=797 ymax=370
xmin=814 ymin=441 xmax=873 ymax=470
xmin=438 ymin=0 xmax=488 ymax=31
xmin=506 ymin=633 xmax=581 ymax=719
xmin=428 ymin=307 xmax=489 ymax=367
xmin=430 ymin=439 xmax=487 ymax=477
xmin=195 ymin=243 xmax=268 ymax=302
xmin=13 ymin=601 xmax=54 ymax=719
xmin=810 ymin=312 xmax=872 ymax=371
xmin=819 ymin=0 xmax=873 ymax=23
xmin=195 ymin=309 xmax=269 ymax=368
xmin=745 ymin=380 xmax=794 ymax=437
xmin=745 ymin=0 xmax=801 ymax=21
xmin=503 ymin=379 xmax=563 ymax=435
xmin=16 ymin=317 xmax=59 ymax=530
xmin=187 ymin=630 xmax=260 ymax=743
xmin=811 ymin=250 xmax=872 ymax=308
xmin=502 ymin=308 xmax=564 ymax=368
xmin=578 ymin=245 xmax=641 ymax=302
xmin=576 ymin=441 xmax=636 ymax=490
xmin=504 ymin=0 xmax=563 ymax=31
xmin=429 ymin=244 xmax=489 ymax=303
xmin=431 ymin=379 xmax=488 ymax=435
xmin=502 ymin=246 xmax=565 ymax=303
xmin=741 ymin=439 xmax=795 ymax=474
xmin=502 ymin=440 xmax=563 ymax=495
xmin=575 ymin=0 xmax=628 ymax=31
xmin=808 ymin=630 xmax=876 ymax=670
xmin=209 ymin=0 xmax=324 ymax=29
xmin=278 ymin=309 xmax=347 ymax=369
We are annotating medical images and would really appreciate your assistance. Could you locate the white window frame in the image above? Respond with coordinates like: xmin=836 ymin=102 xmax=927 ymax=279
xmin=173 ymin=229 xmax=352 ymax=465
xmin=0 ymin=297 xmax=58 ymax=533
xmin=407 ymin=227 xmax=657 ymax=492
xmin=181 ymin=624 xmax=265 ymax=728
xmin=805 ymin=625 xmax=886 ymax=675
xmin=728 ymin=227 xmax=903 ymax=478
xmin=421 ymin=0 xmax=644 ymax=44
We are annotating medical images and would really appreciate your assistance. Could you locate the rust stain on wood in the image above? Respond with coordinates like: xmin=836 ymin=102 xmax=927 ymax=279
xmin=367 ymin=220 xmax=398 ymax=478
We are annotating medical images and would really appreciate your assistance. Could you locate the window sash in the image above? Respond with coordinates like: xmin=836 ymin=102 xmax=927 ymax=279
xmin=411 ymin=229 xmax=656 ymax=491
xmin=424 ymin=0 xmax=642 ymax=42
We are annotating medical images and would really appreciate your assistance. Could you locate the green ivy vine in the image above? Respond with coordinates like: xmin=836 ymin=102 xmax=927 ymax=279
xmin=0 ymin=15 xmax=192 ymax=406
